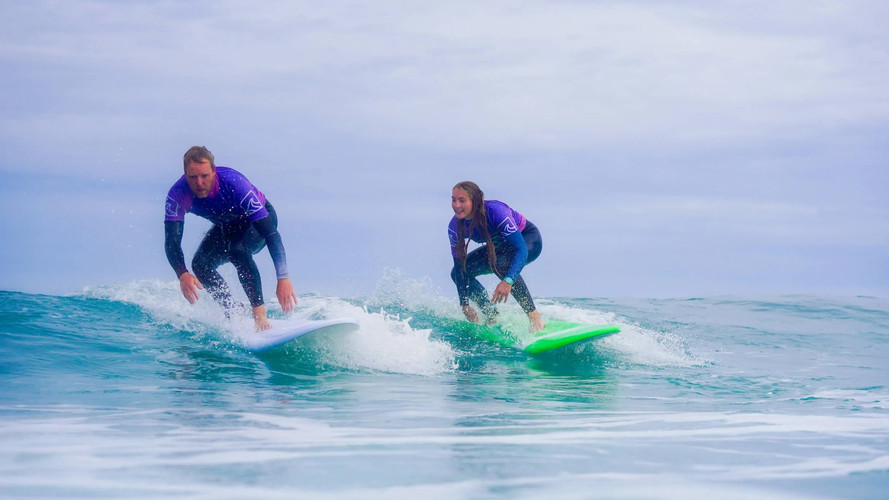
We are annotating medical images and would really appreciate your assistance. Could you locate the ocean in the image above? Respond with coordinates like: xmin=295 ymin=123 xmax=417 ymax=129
xmin=1 ymin=275 xmax=888 ymax=499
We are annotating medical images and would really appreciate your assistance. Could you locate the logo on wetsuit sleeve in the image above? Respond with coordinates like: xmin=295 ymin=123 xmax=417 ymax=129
xmin=241 ymin=190 xmax=264 ymax=215
xmin=165 ymin=196 xmax=180 ymax=218
xmin=448 ymin=227 xmax=459 ymax=246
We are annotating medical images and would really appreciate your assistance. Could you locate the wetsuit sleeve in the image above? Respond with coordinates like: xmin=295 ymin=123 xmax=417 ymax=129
xmin=252 ymin=215 xmax=289 ymax=279
xmin=503 ymin=230 xmax=529 ymax=281
xmin=448 ymin=223 xmax=460 ymax=257
xmin=164 ymin=221 xmax=189 ymax=278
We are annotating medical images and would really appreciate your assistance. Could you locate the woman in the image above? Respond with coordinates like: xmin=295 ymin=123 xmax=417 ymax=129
xmin=449 ymin=181 xmax=545 ymax=332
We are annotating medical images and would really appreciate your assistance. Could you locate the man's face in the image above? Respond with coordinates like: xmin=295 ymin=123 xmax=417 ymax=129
xmin=185 ymin=159 xmax=215 ymax=198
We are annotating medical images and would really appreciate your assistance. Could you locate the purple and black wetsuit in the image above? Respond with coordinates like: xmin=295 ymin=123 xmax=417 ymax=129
xmin=448 ymin=200 xmax=542 ymax=320
xmin=164 ymin=166 xmax=289 ymax=310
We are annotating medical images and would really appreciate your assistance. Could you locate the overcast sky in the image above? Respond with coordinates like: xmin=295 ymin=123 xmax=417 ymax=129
xmin=1 ymin=0 xmax=887 ymax=300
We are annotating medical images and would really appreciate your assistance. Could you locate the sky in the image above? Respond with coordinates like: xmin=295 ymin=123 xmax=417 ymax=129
xmin=1 ymin=0 xmax=887 ymax=300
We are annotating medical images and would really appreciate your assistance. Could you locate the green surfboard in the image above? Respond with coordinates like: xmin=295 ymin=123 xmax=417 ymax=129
xmin=523 ymin=321 xmax=620 ymax=354
xmin=446 ymin=319 xmax=620 ymax=354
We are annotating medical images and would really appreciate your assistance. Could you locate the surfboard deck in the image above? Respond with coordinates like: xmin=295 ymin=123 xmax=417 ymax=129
xmin=523 ymin=321 xmax=620 ymax=354
xmin=244 ymin=317 xmax=360 ymax=353
xmin=448 ymin=319 xmax=619 ymax=354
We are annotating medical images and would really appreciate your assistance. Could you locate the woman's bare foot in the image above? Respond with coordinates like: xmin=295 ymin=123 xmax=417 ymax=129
xmin=528 ymin=310 xmax=545 ymax=334
xmin=462 ymin=305 xmax=480 ymax=324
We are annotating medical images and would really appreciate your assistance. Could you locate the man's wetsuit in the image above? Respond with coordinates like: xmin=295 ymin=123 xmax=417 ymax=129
xmin=164 ymin=166 xmax=289 ymax=310
xmin=448 ymin=200 xmax=543 ymax=320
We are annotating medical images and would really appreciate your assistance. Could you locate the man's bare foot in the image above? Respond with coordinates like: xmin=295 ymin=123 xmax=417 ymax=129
xmin=253 ymin=305 xmax=272 ymax=331
xmin=528 ymin=310 xmax=545 ymax=334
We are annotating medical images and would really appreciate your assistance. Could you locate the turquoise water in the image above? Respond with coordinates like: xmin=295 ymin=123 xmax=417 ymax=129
xmin=2 ymin=277 xmax=888 ymax=499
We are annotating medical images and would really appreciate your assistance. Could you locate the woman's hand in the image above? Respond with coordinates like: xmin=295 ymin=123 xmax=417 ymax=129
xmin=492 ymin=280 xmax=512 ymax=304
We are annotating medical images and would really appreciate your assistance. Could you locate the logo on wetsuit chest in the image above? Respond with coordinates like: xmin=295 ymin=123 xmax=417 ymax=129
xmin=241 ymin=190 xmax=264 ymax=215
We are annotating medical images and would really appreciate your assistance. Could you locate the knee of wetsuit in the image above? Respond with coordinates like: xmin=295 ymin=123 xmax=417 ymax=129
xmin=480 ymin=302 xmax=499 ymax=323
xmin=227 ymin=239 xmax=252 ymax=260
xmin=191 ymin=255 xmax=213 ymax=281
xmin=450 ymin=265 xmax=462 ymax=284
xmin=220 ymin=297 xmax=242 ymax=316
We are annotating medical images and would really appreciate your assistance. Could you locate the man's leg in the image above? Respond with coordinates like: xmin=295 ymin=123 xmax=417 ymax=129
xmin=496 ymin=222 xmax=545 ymax=332
xmin=192 ymin=226 xmax=237 ymax=312
xmin=227 ymin=237 xmax=264 ymax=308
xmin=225 ymin=203 xmax=276 ymax=308
xmin=228 ymin=202 xmax=278 ymax=329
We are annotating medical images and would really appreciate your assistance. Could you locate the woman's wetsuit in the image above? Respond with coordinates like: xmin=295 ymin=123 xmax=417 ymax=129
xmin=448 ymin=200 xmax=543 ymax=321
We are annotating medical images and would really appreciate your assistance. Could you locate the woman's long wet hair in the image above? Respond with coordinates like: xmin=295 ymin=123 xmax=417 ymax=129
xmin=454 ymin=181 xmax=498 ymax=275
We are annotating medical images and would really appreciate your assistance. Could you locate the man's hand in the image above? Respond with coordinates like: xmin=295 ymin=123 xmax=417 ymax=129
xmin=253 ymin=305 xmax=272 ymax=331
xmin=276 ymin=278 xmax=297 ymax=313
xmin=179 ymin=272 xmax=203 ymax=304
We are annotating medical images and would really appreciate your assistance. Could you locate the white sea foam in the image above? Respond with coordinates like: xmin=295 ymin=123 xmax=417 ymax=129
xmin=534 ymin=300 xmax=705 ymax=368
xmin=5 ymin=405 xmax=889 ymax=497
xmin=82 ymin=278 xmax=227 ymax=333
xmin=806 ymin=389 xmax=888 ymax=409
xmin=265 ymin=295 xmax=457 ymax=376
xmin=84 ymin=279 xmax=457 ymax=376
xmin=362 ymin=269 xmax=707 ymax=368
xmin=366 ymin=267 xmax=463 ymax=318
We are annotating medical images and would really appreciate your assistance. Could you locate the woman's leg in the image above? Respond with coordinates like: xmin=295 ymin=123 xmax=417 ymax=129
xmin=496 ymin=221 xmax=544 ymax=332
xmin=452 ymin=221 xmax=544 ymax=327
xmin=494 ymin=221 xmax=543 ymax=314
xmin=452 ymin=246 xmax=499 ymax=323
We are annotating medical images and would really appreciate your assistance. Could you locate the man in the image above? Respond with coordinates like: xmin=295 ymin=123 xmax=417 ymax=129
xmin=164 ymin=146 xmax=297 ymax=330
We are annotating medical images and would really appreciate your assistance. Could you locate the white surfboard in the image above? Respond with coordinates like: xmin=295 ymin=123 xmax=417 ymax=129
xmin=244 ymin=317 xmax=360 ymax=353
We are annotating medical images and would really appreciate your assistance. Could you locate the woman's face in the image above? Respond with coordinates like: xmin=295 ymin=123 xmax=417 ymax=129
xmin=451 ymin=187 xmax=473 ymax=220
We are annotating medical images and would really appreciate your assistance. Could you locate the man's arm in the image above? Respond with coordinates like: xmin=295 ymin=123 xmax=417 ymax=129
xmin=251 ymin=216 xmax=297 ymax=312
xmin=164 ymin=220 xmax=202 ymax=304
xmin=251 ymin=216 xmax=288 ymax=279
xmin=164 ymin=221 xmax=188 ymax=277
